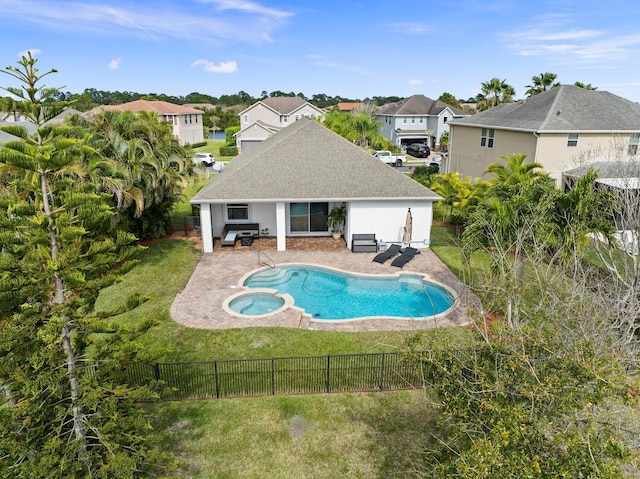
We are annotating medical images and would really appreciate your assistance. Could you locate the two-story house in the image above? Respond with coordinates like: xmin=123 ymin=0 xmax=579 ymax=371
xmin=98 ymin=99 xmax=204 ymax=146
xmin=447 ymin=85 xmax=640 ymax=186
xmin=375 ymin=94 xmax=469 ymax=151
xmin=235 ymin=97 xmax=324 ymax=152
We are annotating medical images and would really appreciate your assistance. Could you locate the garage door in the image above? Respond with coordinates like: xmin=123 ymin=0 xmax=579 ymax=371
xmin=240 ymin=140 xmax=262 ymax=152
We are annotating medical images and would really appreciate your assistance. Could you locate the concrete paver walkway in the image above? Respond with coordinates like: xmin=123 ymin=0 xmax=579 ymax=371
xmin=170 ymin=237 xmax=481 ymax=331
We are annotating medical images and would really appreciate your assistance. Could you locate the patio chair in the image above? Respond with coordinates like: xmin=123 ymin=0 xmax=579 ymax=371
xmin=372 ymin=244 xmax=402 ymax=264
xmin=390 ymin=247 xmax=420 ymax=268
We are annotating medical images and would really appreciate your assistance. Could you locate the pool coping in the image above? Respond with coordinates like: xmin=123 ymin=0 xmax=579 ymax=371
xmin=170 ymin=248 xmax=482 ymax=331
xmin=225 ymin=262 xmax=460 ymax=324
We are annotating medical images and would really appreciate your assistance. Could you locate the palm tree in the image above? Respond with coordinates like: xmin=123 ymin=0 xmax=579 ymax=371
xmin=477 ymin=78 xmax=515 ymax=110
xmin=525 ymin=72 xmax=559 ymax=97
xmin=484 ymin=153 xmax=544 ymax=186
xmin=574 ymin=81 xmax=598 ymax=90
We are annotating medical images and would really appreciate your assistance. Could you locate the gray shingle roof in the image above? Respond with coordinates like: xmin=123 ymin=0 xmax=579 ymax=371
xmin=261 ymin=97 xmax=308 ymax=114
xmin=192 ymin=118 xmax=441 ymax=203
xmin=377 ymin=94 xmax=466 ymax=116
xmin=448 ymin=85 xmax=640 ymax=132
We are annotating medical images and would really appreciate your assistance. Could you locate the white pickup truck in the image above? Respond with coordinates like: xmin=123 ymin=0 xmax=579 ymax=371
xmin=372 ymin=150 xmax=407 ymax=167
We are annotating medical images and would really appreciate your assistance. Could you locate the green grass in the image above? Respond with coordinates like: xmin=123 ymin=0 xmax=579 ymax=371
xmin=95 ymin=238 xmax=471 ymax=362
xmin=149 ymin=389 xmax=438 ymax=479
xmin=191 ymin=139 xmax=236 ymax=161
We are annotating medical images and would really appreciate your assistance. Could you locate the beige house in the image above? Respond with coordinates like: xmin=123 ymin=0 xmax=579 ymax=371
xmin=192 ymin=118 xmax=441 ymax=252
xmin=448 ymin=85 xmax=640 ymax=185
xmin=235 ymin=97 xmax=324 ymax=152
xmin=98 ymin=99 xmax=204 ymax=146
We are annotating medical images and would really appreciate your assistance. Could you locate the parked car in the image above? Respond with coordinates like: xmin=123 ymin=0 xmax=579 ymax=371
xmin=372 ymin=150 xmax=407 ymax=167
xmin=406 ymin=143 xmax=431 ymax=158
xmin=191 ymin=152 xmax=216 ymax=167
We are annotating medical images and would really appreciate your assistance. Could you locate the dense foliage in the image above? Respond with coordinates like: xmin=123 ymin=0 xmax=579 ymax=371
xmin=0 ymin=53 xmax=176 ymax=478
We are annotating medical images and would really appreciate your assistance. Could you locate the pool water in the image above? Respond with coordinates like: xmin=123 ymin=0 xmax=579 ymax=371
xmin=228 ymin=293 xmax=285 ymax=316
xmin=243 ymin=265 xmax=454 ymax=320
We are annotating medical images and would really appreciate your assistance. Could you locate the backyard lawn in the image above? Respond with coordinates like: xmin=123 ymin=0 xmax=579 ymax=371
xmin=93 ymin=223 xmax=478 ymax=478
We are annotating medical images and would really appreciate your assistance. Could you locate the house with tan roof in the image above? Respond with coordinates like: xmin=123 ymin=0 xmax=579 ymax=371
xmin=191 ymin=118 xmax=441 ymax=252
xmin=447 ymin=85 xmax=640 ymax=185
xmin=235 ymin=97 xmax=324 ymax=152
xmin=97 ymin=99 xmax=204 ymax=146
xmin=375 ymin=94 xmax=469 ymax=151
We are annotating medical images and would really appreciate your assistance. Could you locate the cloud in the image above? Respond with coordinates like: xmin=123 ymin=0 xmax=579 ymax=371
xmin=191 ymin=59 xmax=238 ymax=73
xmin=387 ymin=22 xmax=433 ymax=35
xmin=0 ymin=0 xmax=292 ymax=44
xmin=18 ymin=48 xmax=41 ymax=58
xmin=408 ymin=79 xmax=424 ymax=85
xmin=107 ymin=58 xmax=121 ymax=70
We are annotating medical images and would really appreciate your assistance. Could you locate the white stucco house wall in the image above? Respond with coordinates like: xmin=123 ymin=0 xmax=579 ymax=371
xmin=235 ymin=97 xmax=324 ymax=152
xmin=97 ymin=99 xmax=204 ymax=146
xmin=375 ymin=94 xmax=469 ymax=151
xmin=191 ymin=118 xmax=442 ymax=252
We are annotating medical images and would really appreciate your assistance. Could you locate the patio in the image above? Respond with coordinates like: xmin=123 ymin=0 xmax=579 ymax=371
xmin=170 ymin=236 xmax=480 ymax=331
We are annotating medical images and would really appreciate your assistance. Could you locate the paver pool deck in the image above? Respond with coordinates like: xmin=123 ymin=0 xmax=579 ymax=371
xmin=170 ymin=237 xmax=481 ymax=331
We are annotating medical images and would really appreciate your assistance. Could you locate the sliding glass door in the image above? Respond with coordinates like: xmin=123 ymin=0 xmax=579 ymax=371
xmin=290 ymin=202 xmax=329 ymax=233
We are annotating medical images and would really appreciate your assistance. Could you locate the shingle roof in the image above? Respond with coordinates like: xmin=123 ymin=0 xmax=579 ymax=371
xmin=192 ymin=118 xmax=441 ymax=203
xmin=260 ymin=97 xmax=308 ymax=114
xmin=99 ymin=99 xmax=202 ymax=115
xmin=377 ymin=94 xmax=466 ymax=116
xmin=448 ymin=85 xmax=640 ymax=132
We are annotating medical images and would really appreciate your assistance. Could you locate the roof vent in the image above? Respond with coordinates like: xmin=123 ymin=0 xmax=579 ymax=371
xmin=556 ymin=110 xmax=561 ymax=115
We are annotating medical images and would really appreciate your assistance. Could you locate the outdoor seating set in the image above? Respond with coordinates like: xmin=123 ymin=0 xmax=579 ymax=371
xmin=220 ymin=223 xmax=261 ymax=247
xmin=372 ymin=244 xmax=420 ymax=268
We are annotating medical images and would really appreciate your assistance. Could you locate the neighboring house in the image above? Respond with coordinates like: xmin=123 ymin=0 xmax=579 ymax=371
xmin=97 ymin=99 xmax=204 ymax=146
xmin=235 ymin=97 xmax=324 ymax=152
xmin=191 ymin=118 xmax=442 ymax=252
xmin=337 ymin=102 xmax=365 ymax=113
xmin=375 ymin=94 xmax=469 ymax=151
xmin=447 ymin=85 xmax=640 ymax=185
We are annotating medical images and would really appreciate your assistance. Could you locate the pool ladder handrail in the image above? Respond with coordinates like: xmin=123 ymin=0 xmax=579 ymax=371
xmin=257 ymin=249 xmax=276 ymax=268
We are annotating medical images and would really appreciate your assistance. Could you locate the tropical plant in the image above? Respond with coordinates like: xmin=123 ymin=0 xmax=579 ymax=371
xmin=475 ymin=78 xmax=515 ymax=111
xmin=525 ymin=72 xmax=560 ymax=96
xmin=575 ymin=81 xmax=598 ymax=90
xmin=0 ymin=52 xmax=174 ymax=477
xmin=437 ymin=92 xmax=462 ymax=110
xmin=327 ymin=204 xmax=346 ymax=233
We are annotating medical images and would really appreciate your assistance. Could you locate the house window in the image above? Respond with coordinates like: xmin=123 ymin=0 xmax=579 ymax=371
xmin=243 ymin=114 xmax=248 ymax=124
xmin=411 ymin=117 xmax=415 ymax=124
xmin=629 ymin=133 xmax=640 ymax=155
xmin=481 ymin=128 xmax=495 ymax=148
xmin=189 ymin=115 xmax=193 ymax=124
xmin=443 ymin=116 xmax=448 ymax=123
xmin=165 ymin=115 xmax=174 ymax=123
xmin=403 ymin=118 xmax=407 ymax=124
xmin=567 ymin=133 xmax=579 ymax=147
xmin=184 ymin=116 xmax=188 ymax=125
xmin=290 ymin=202 xmax=329 ymax=233
xmin=294 ymin=114 xmax=300 ymax=121
xmin=283 ymin=115 xmax=289 ymax=124
xmin=419 ymin=117 xmax=423 ymax=123
xmin=226 ymin=203 xmax=249 ymax=221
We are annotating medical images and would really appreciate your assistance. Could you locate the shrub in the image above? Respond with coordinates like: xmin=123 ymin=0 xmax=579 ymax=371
xmin=220 ymin=146 xmax=238 ymax=157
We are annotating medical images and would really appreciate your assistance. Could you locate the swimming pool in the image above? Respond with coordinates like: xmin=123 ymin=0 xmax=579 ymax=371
xmin=240 ymin=264 xmax=455 ymax=320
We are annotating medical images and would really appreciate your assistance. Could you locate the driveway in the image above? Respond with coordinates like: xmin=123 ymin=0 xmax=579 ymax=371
xmin=170 ymin=240 xmax=480 ymax=332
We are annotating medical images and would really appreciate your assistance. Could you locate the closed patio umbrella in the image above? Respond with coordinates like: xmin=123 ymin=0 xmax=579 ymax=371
xmin=402 ymin=208 xmax=412 ymax=246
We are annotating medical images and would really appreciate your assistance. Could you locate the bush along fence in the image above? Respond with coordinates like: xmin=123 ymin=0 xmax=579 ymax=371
xmin=121 ymin=352 xmax=424 ymax=401
xmin=166 ymin=215 xmax=200 ymax=236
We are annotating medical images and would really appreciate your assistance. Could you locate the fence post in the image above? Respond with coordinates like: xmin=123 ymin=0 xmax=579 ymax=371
xmin=379 ymin=353 xmax=386 ymax=391
xmin=271 ymin=358 xmax=275 ymax=395
xmin=214 ymin=361 xmax=220 ymax=399
xmin=152 ymin=363 xmax=160 ymax=381
xmin=183 ymin=217 xmax=188 ymax=236
xmin=326 ymin=355 xmax=331 ymax=393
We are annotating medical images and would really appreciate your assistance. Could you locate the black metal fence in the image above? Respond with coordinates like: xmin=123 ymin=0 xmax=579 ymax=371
xmin=121 ymin=352 xmax=423 ymax=401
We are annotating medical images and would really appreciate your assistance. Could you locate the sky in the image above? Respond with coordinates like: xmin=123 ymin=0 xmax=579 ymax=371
xmin=3 ymin=0 xmax=640 ymax=103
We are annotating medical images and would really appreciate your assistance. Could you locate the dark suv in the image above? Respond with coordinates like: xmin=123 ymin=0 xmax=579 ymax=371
xmin=406 ymin=143 xmax=431 ymax=158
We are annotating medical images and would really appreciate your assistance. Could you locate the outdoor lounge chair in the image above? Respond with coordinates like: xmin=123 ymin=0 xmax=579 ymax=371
xmin=390 ymin=247 xmax=420 ymax=268
xmin=372 ymin=244 xmax=402 ymax=264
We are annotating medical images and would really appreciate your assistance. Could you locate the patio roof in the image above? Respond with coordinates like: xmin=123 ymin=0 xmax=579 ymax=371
xmin=192 ymin=118 xmax=441 ymax=204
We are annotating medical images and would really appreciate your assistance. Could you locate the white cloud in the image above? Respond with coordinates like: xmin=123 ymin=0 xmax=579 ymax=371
xmin=18 ymin=48 xmax=41 ymax=58
xmin=0 ymin=0 xmax=292 ymax=44
xmin=108 ymin=58 xmax=121 ymax=70
xmin=387 ymin=22 xmax=433 ymax=35
xmin=408 ymin=79 xmax=424 ymax=85
xmin=191 ymin=59 xmax=238 ymax=73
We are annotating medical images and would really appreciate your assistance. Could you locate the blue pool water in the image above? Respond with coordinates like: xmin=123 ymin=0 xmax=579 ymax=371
xmin=242 ymin=265 xmax=454 ymax=320
xmin=228 ymin=293 xmax=285 ymax=316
